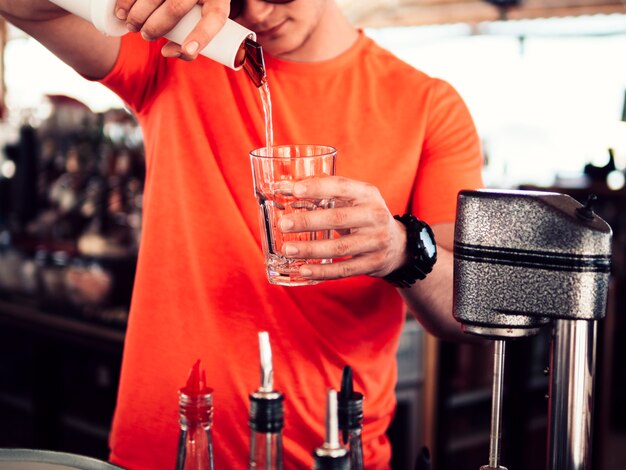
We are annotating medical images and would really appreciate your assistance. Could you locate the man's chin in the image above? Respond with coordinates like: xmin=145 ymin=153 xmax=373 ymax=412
xmin=259 ymin=42 xmax=295 ymax=59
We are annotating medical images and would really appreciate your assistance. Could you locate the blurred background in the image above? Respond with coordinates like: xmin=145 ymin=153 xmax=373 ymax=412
xmin=0 ymin=1 xmax=624 ymax=469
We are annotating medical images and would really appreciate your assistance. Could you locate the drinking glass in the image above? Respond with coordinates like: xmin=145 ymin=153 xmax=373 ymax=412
xmin=250 ymin=145 xmax=337 ymax=286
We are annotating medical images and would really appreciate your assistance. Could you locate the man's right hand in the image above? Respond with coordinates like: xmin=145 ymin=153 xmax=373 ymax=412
xmin=114 ymin=0 xmax=231 ymax=61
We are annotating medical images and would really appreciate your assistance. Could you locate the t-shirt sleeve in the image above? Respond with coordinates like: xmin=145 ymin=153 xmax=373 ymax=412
xmin=98 ymin=33 xmax=167 ymax=114
xmin=412 ymin=79 xmax=484 ymax=225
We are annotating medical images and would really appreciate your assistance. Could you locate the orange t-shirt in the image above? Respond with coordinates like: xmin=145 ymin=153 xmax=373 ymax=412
xmin=100 ymin=31 xmax=482 ymax=470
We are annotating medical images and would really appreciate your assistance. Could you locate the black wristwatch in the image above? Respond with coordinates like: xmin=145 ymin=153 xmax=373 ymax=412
xmin=383 ymin=214 xmax=437 ymax=288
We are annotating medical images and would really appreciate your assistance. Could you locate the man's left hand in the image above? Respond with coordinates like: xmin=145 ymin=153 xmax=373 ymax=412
xmin=278 ymin=176 xmax=407 ymax=281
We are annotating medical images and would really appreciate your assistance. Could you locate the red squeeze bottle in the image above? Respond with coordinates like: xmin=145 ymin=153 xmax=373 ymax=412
xmin=176 ymin=360 xmax=215 ymax=470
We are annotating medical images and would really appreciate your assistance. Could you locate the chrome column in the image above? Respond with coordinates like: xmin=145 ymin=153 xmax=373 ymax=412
xmin=547 ymin=319 xmax=597 ymax=470
xmin=480 ymin=339 xmax=508 ymax=470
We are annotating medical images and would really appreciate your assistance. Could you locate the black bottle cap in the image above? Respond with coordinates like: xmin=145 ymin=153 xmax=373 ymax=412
xmin=312 ymin=454 xmax=350 ymax=470
xmin=338 ymin=366 xmax=364 ymax=442
xmin=249 ymin=392 xmax=284 ymax=433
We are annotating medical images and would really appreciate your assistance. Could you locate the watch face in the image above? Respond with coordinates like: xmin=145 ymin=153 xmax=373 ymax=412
xmin=419 ymin=227 xmax=437 ymax=259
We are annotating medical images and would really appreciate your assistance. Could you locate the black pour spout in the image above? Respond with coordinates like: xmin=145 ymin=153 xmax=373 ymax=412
xmin=338 ymin=366 xmax=364 ymax=445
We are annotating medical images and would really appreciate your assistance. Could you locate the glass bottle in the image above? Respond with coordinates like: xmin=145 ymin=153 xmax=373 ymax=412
xmin=176 ymin=360 xmax=215 ymax=470
xmin=313 ymin=389 xmax=349 ymax=470
xmin=338 ymin=366 xmax=364 ymax=470
xmin=249 ymin=331 xmax=284 ymax=470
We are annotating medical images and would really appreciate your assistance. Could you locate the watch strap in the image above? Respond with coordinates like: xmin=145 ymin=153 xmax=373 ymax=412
xmin=383 ymin=214 xmax=437 ymax=288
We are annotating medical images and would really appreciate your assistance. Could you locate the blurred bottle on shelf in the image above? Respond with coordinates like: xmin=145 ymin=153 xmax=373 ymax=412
xmin=0 ymin=95 xmax=145 ymax=321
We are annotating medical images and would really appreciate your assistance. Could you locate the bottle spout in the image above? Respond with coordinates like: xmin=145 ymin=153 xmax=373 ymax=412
xmin=242 ymin=38 xmax=267 ymax=88
xmin=180 ymin=359 xmax=212 ymax=397
xmin=258 ymin=331 xmax=274 ymax=392
xmin=339 ymin=366 xmax=353 ymax=401
xmin=338 ymin=365 xmax=364 ymax=445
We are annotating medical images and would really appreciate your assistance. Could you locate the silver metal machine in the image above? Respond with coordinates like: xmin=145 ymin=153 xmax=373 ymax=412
xmin=453 ymin=189 xmax=612 ymax=470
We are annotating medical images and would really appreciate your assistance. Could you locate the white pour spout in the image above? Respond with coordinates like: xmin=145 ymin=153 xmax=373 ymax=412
xmin=49 ymin=0 xmax=256 ymax=70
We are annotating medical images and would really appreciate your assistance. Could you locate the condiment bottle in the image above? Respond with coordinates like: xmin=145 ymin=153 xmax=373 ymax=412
xmin=338 ymin=366 xmax=364 ymax=470
xmin=249 ymin=331 xmax=284 ymax=470
xmin=313 ymin=389 xmax=349 ymax=470
xmin=176 ymin=360 xmax=215 ymax=470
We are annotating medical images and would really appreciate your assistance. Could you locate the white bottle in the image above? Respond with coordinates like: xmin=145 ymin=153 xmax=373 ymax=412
xmin=49 ymin=0 xmax=256 ymax=71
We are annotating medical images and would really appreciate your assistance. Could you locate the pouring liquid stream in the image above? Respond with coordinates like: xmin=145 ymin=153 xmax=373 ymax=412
xmin=240 ymin=37 xmax=273 ymax=154
xmin=259 ymin=80 xmax=274 ymax=155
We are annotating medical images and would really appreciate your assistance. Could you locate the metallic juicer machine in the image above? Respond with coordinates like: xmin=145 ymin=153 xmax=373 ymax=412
xmin=453 ymin=189 xmax=612 ymax=470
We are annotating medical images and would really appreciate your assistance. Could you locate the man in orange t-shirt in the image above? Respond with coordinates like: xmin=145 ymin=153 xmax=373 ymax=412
xmin=0 ymin=0 xmax=483 ymax=468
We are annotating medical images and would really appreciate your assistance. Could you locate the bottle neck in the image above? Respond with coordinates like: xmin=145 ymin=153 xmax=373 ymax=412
xmin=340 ymin=424 xmax=363 ymax=447
xmin=179 ymin=392 xmax=213 ymax=430
xmin=346 ymin=429 xmax=364 ymax=470
xmin=177 ymin=393 xmax=214 ymax=470
xmin=249 ymin=430 xmax=283 ymax=470
xmin=177 ymin=425 xmax=214 ymax=470
xmin=248 ymin=392 xmax=284 ymax=469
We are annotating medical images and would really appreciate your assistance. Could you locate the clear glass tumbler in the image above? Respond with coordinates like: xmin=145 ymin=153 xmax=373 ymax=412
xmin=250 ymin=145 xmax=337 ymax=286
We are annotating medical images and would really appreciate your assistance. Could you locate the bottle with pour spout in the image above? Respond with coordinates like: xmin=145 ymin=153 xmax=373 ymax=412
xmin=176 ymin=359 xmax=215 ymax=470
xmin=313 ymin=389 xmax=350 ymax=470
xmin=337 ymin=366 xmax=364 ymax=470
xmin=249 ymin=331 xmax=284 ymax=470
xmin=47 ymin=0 xmax=267 ymax=87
